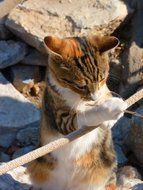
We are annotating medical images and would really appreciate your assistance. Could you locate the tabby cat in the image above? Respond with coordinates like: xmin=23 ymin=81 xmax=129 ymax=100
xmin=27 ymin=35 xmax=127 ymax=190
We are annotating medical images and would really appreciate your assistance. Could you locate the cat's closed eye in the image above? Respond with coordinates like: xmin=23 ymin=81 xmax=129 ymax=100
xmin=76 ymin=84 xmax=87 ymax=90
xmin=60 ymin=66 xmax=69 ymax=71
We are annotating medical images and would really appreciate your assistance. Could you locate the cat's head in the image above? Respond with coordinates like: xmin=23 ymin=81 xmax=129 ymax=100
xmin=44 ymin=35 xmax=119 ymax=101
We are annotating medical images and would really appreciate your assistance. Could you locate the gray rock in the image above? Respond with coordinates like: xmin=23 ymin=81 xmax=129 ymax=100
xmin=127 ymin=0 xmax=143 ymax=10
xmin=108 ymin=58 xmax=122 ymax=93
xmin=11 ymin=64 xmax=39 ymax=92
xmin=114 ymin=144 xmax=128 ymax=165
xmin=0 ymin=165 xmax=32 ymax=190
xmin=0 ymin=40 xmax=28 ymax=69
xmin=0 ymin=0 xmax=22 ymax=18
xmin=12 ymin=145 xmax=35 ymax=159
xmin=112 ymin=116 xmax=131 ymax=165
xmin=17 ymin=127 xmax=39 ymax=146
xmin=120 ymin=8 xmax=143 ymax=98
xmin=0 ymin=17 xmax=12 ymax=40
xmin=0 ymin=72 xmax=40 ymax=148
xmin=0 ymin=152 xmax=10 ymax=162
xmin=0 ymin=133 xmax=16 ymax=148
xmin=0 ymin=0 xmax=22 ymax=40
xmin=22 ymin=48 xmax=48 ymax=66
xmin=112 ymin=116 xmax=131 ymax=143
xmin=6 ymin=0 xmax=128 ymax=53
xmin=117 ymin=166 xmax=143 ymax=190
xmin=124 ymin=106 xmax=143 ymax=165
xmin=11 ymin=64 xmax=36 ymax=81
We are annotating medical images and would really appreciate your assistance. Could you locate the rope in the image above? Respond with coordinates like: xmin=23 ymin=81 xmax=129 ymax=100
xmin=0 ymin=88 xmax=143 ymax=176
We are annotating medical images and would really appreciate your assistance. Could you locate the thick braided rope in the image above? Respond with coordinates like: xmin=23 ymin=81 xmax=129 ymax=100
xmin=0 ymin=88 xmax=142 ymax=176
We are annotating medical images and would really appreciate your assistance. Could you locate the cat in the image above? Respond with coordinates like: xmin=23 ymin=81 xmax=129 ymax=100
xmin=27 ymin=34 xmax=127 ymax=190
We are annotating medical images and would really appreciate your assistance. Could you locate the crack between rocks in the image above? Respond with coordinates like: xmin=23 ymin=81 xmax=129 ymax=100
xmin=65 ymin=16 xmax=82 ymax=33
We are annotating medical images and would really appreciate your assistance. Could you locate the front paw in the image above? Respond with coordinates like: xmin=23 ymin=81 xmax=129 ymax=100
xmin=101 ymin=97 xmax=127 ymax=120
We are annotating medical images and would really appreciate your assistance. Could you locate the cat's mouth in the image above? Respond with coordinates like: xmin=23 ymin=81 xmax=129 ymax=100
xmin=85 ymin=89 xmax=111 ymax=106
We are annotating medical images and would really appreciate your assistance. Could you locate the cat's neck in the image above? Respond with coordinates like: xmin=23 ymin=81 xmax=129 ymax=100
xmin=48 ymin=71 xmax=110 ymax=112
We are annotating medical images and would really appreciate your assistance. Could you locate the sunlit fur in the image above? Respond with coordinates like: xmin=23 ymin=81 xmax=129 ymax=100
xmin=27 ymin=35 xmax=119 ymax=190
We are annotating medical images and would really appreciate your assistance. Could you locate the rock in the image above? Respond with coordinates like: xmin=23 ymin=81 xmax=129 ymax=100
xmin=0 ymin=17 xmax=12 ymax=40
xmin=120 ymin=41 xmax=143 ymax=98
xmin=0 ymin=0 xmax=22 ymax=18
xmin=117 ymin=166 xmax=143 ymax=190
xmin=0 ymin=72 xmax=40 ymax=148
xmin=6 ymin=0 xmax=128 ymax=52
xmin=112 ymin=116 xmax=131 ymax=143
xmin=0 ymin=133 xmax=16 ymax=148
xmin=12 ymin=145 xmax=35 ymax=159
xmin=11 ymin=64 xmax=39 ymax=92
xmin=0 ymin=165 xmax=32 ymax=190
xmin=22 ymin=48 xmax=48 ymax=66
xmin=0 ymin=0 xmax=22 ymax=40
xmin=127 ymin=0 xmax=143 ymax=10
xmin=0 ymin=40 xmax=28 ymax=69
xmin=112 ymin=116 xmax=131 ymax=165
xmin=124 ymin=107 xmax=143 ymax=165
xmin=17 ymin=127 xmax=39 ymax=146
xmin=120 ymin=7 xmax=143 ymax=98
xmin=114 ymin=144 xmax=128 ymax=165
xmin=107 ymin=58 xmax=122 ymax=93
xmin=0 ymin=152 xmax=10 ymax=162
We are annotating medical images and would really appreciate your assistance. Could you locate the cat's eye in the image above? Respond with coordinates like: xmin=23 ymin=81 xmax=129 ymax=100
xmin=99 ymin=77 xmax=106 ymax=82
xmin=60 ymin=66 xmax=69 ymax=71
xmin=76 ymin=85 xmax=87 ymax=90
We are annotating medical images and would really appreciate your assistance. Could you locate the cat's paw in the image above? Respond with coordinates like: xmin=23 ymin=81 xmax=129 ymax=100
xmin=77 ymin=97 xmax=127 ymax=128
xmin=101 ymin=97 xmax=127 ymax=120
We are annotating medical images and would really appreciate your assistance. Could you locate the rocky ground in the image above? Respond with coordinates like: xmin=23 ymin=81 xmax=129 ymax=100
xmin=0 ymin=0 xmax=143 ymax=189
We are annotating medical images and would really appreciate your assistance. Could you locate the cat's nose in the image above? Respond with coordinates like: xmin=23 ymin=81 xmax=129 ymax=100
xmin=90 ymin=93 xmax=98 ymax=101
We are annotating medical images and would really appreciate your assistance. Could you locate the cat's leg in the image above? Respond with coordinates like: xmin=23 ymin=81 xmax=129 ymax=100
xmin=77 ymin=97 xmax=127 ymax=128
xmin=105 ymin=184 xmax=116 ymax=190
xmin=27 ymin=155 xmax=56 ymax=190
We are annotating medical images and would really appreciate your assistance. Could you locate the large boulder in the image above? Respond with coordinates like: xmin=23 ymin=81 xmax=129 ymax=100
xmin=0 ymin=0 xmax=22 ymax=39
xmin=21 ymin=48 xmax=47 ymax=66
xmin=0 ymin=73 xmax=40 ymax=148
xmin=124 ymin=107 xmax=143 ymax=165
xmin=6 ymin=0 xmax=128 ymax=53
xmin=0 ymin=165 xmax=32 ymax=190
xmin=0 ymin=40 xmax=28 ymax=69
xmin=120 ymin=2 xmax=143 ymax=98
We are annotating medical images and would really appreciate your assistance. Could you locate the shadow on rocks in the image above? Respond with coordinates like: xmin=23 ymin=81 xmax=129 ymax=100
xmin=0 ymin=172 xmax=32 ymax=190
xmin=132 ymin=184 xmax=143 ymax=190
xmin=0 ymin=95 xmax=40 ymax=148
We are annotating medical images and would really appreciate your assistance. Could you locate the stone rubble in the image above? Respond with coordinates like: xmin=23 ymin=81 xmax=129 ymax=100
xmin=124 ymin=106 xmax=143 ymax=166
xmin=0 ymin=72 xmax=40 ymax=148
xmin=11 ymin=64 xmax=40 ymax=93
xmin=0 ymin=152 xmax=10 ymax=162
xmin=16 ymin=127 xmax=39 ymax=146
xmin=5 ymin=0 xmax=128 ymax=53
xmin=0 ymin=165 xmax=32 ymax=190
xmin=0 ymin=0 xmax=142 ymax=189
xmin=21 ymin=48 xmax=48 ymax=66
xmin=0 ymin=0 xmax=23 ymax=40
xmin=120 ymin=1 xmax=143 ymax=98
xmin=0 ymin=40 xmax=28 ymax=69
xmin=12 ymin=145 xmax=35 ymax=159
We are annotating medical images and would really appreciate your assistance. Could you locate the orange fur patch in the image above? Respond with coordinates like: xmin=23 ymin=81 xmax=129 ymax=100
xmin=27 ymin=155 xmax=56 ymax=184
xmin=75 ymin=149 xmax=112 ymax=185
xmin=27 ymin=160 xmax=50 ymax=184
xmin=105 ymin=184 xmax=116 ymax=190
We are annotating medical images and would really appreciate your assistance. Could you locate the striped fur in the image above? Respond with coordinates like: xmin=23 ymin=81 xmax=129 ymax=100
xmin=27 ymin=35 xmax=124 ymax=190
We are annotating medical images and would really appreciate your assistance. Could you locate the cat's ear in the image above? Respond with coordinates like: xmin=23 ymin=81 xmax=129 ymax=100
xmin=91 ymin=35 xmax=119 ymax=54
xmin=44 ymin=36 xmax=66 ymax=56
xmin=44 ymin=36 xmax=83 ymax=58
